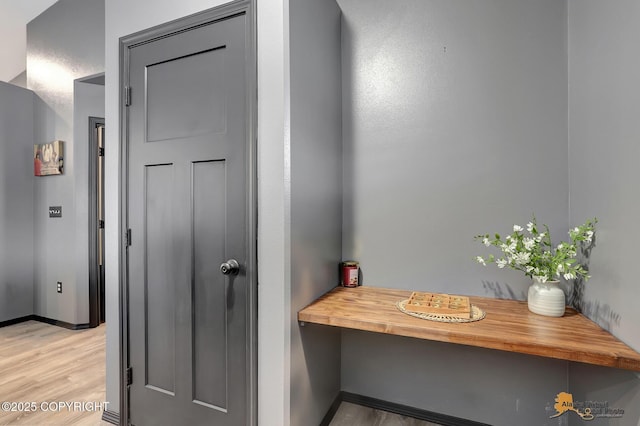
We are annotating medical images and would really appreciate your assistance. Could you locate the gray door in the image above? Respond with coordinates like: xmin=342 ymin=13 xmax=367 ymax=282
xmin=126 ymin=10 xmax=252 ymax=426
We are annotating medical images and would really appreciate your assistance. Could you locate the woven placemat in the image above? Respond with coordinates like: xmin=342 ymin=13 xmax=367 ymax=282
xmin=396 ymin=299 xmax=486 ymax=323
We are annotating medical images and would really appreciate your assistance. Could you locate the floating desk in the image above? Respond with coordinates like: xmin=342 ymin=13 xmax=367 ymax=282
xmin=298 ymin=286 xmax=640 ymax=372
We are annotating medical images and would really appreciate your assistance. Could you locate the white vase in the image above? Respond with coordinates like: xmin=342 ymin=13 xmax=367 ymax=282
xmin=527 ymin=279 xmax=566 ymax=317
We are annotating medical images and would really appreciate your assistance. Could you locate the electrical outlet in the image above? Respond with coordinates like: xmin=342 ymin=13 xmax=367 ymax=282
xmin=57 ymin=282 xmax=62 ymax=293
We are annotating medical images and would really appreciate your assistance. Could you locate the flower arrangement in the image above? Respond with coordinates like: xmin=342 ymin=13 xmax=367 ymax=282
xmin=475 ymin=217 xmax=596 ymax=283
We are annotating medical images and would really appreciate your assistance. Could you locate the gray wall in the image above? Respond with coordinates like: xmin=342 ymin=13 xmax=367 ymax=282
xmin=27 ymin=0 xmax=105 ymax=324
xmin=343 ymin=330 xmax=569 ymax=426
xmin=72 ymin=79 xmax=105 ymax=324
xmin=338 ymin=1 xmax=570 ymax=424
xmin=340 ymin=0 xmax=569 ymax=295
xmin=568 ymin=0 xmax=640 ymax=423
xmin=289 ymin=0 xmax=343 ymax=425
xmin=0 ymin=82 xmax=35 ymax=322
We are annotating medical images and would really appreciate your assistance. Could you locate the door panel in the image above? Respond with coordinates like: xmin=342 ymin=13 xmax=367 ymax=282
xmin=192 ymin=160 xmax=228 ymax=411
xmin=146 ymin=48 xmax=227 ymax=142
xmin=126 ymin=11 xmax=249 ymax=426
xmin=144 ymin=164 xmax=176 ymax=395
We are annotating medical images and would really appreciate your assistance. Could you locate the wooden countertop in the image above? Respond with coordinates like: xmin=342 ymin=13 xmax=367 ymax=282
xmin=297 ymin=286 xmax=640 ymax=372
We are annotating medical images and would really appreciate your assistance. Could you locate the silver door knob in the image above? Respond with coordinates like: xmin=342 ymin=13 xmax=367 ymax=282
xmin=220 ymin=259 xmax=240 ymax=275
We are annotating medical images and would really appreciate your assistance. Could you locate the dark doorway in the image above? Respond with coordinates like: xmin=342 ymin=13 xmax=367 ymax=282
xmin=89 ymin=117 xmax=105 ymax=328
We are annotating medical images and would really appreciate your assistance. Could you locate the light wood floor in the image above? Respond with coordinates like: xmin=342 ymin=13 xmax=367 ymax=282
xmin=0 ymin=322 xmax=441 ymax=426
xmin=329 ymin=402 xmax=441 ymax=426
xmin=0 ymin=321 xmax=110 ymax=426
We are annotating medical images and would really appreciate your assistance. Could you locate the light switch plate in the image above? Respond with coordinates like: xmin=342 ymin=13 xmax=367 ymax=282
xmin=49 ymin=206 xmax=62 ymax=218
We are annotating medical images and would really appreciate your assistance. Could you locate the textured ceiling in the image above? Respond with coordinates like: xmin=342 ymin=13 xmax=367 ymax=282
xmin=0 ymin=0 xmax=59 ymax=82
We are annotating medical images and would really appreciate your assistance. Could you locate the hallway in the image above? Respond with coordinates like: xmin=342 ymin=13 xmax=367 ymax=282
xmin=0 ymin=321 xmax=109 ymax=425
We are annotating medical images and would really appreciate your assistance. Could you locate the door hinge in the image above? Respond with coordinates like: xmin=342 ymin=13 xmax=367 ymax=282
xmin=98 ymin=147 xmax=105 ymax=157
xmin=126 ymin=367 xmax=132 ymax=385
xmin=99 ymin=220 xmax=105 ymax=229
xmin=125 ymin=86 xmax=132 ymax=107
xmin=126 ymin=228 xmax=132 ymax=247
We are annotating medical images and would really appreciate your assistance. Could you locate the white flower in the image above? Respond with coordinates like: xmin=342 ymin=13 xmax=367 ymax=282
xmin=585 ymin=230 xmax=594 ymax=244
xmin=476 ymin=218 xmax=595 ymax=284
xmin=523 ymin=238 xmax=535 ymax=251
xmin=513 ymin=252 xmax=531 ymax=266
xmin=569 ymin=227 xmax=580 ymax=239
xmin=501 ymin=242 xmax=516 ymax=253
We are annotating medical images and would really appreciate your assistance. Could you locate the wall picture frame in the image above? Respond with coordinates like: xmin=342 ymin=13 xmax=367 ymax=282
xmin=34 ymin=140 xmax=64 ymax=176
